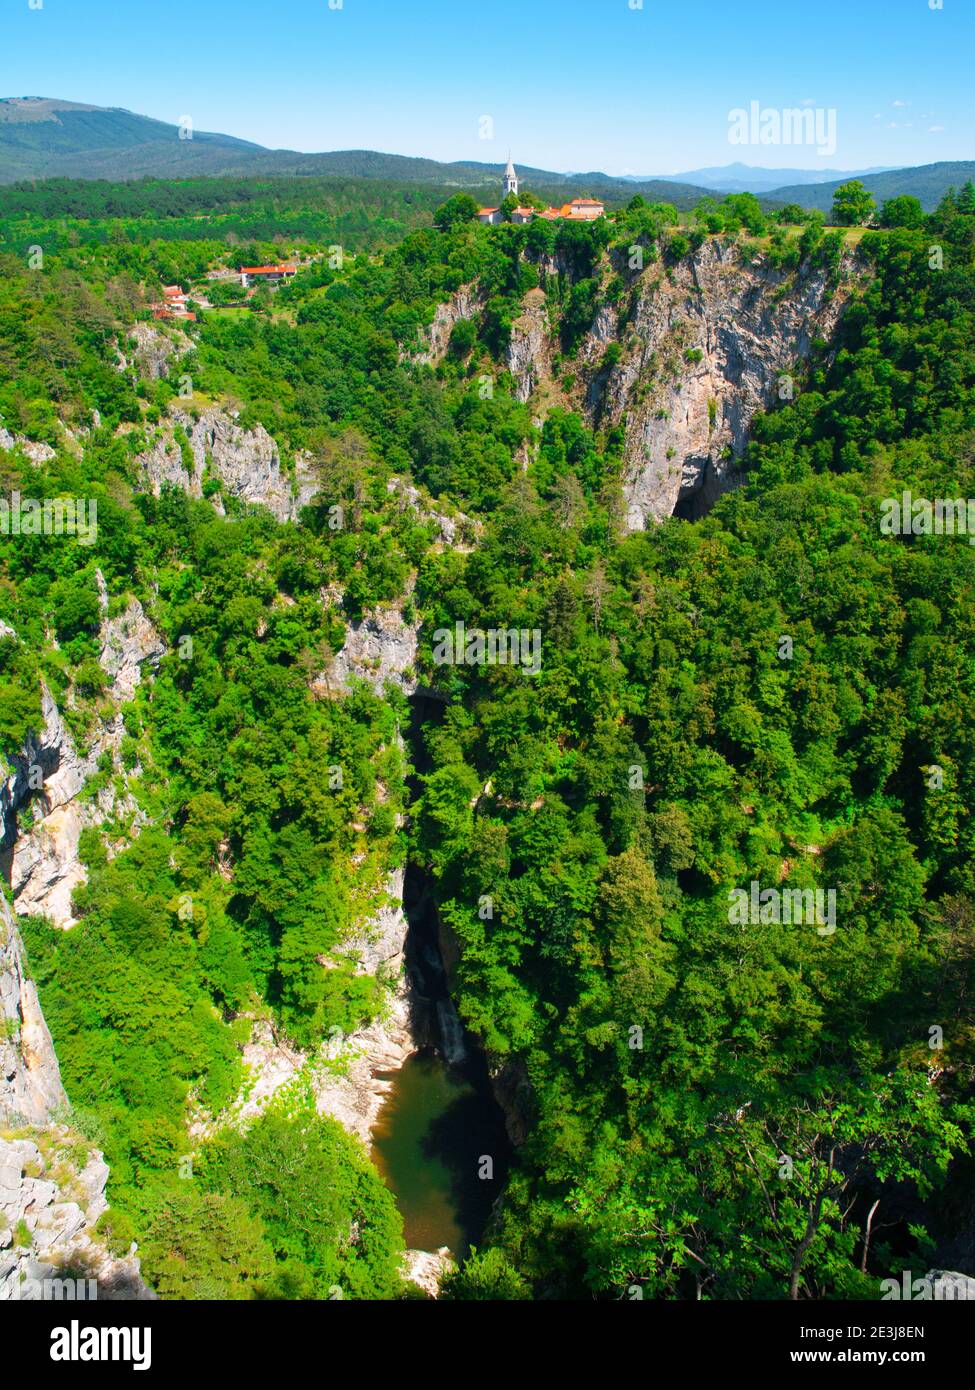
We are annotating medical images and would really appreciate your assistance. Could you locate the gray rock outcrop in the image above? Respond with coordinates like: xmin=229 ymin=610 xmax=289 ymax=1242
xmin=137 ymin=406 xmax=319 ymax=522
xmin=604 ymin=240 xmax=854 ymax=526
xmin=0 ymin=427 xmax=57 ymax=465
xmin=2 ymin=581 xmax=162 ymax=926
xmin=0 ymin=894 xmax=66 ymax=1126
xmin=0 ymin=1129 xmax=154 ymax=1302
xmin=498 ymin=237 xmax=857 ymax=528
xmin=412 ymin=284 xmax=486 ymax=367
xmin=331 ymin=602 xmax=419 ymax=697
xmin=506 ymin=288 xmax=551 ymax=404
xmin=121 ymin=323 xmax=192 ymax=382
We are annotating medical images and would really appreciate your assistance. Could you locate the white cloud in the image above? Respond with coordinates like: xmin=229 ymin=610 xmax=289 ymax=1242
xmin=929 ymin=124 xmax=945 ymax=133
xmin=892 ymin=99 xmax=911 ymax=108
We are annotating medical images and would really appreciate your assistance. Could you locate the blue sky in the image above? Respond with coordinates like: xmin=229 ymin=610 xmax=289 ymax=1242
xmin=4 ymin=0 xmax=972 ymax=174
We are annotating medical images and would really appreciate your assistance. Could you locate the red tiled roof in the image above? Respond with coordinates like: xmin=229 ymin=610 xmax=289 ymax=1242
xmin=241 ymin=263 xmax=297 ymax=275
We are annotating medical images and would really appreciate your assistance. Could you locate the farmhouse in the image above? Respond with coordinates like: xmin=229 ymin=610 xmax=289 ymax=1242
xmin=239 ymin=262 xmax=298 ymax=288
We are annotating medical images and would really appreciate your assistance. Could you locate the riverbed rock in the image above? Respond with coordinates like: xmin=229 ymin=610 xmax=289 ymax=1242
xmin=926 ymin=1269 xmax=975 ymax=1300
xmin=402 ymin=1247 xmax=455 ymax=1298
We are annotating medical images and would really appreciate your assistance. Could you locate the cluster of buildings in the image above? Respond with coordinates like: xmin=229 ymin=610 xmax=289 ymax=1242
xmin=477 ymin=158 xmax=606 ymax=226
xmin=148 ymin=263 xmax=299 ymax=322
xmin=151 ymin=285 xmax=197 ymax=323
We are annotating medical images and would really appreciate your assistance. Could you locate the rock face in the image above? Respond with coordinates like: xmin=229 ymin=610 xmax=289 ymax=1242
xmin=0 ymin=427 xmax=57 ymax=465
xmin=331 ymin=604 xmax=419 ymax=697
xmin=313 ymin=867 xmax=417 ymax=1144
xmin=0 ymin=1129 xmax=153 ymax=1302
xmin=602 ymin=240 xmax=853 ymax=526
xmin=99 ymin=588 xmax=167 ymax=705
xmin=2 ymin=584 xmax=162 ymax=926
xmin=121 ymin=323 xmax=192 ymax=382
xmin=0 ymin=682 xmax=99 ymax=858
xmin=413 ymin=284 xmax=486 ymax=367
xmin=0 ymin=894 xmax=151 ymax=1300
xmin=0 ymin=895 xmax=66 ymax=1126
xmin=498 ymin=238 xmax=856 ymax=527
xmin=200 ymin=868 xmax=419 ymax=1148
xmin=506 ymin=289 xmax=551 ymax=404
xmin=137 ymin=406 xmax=319 ymax=522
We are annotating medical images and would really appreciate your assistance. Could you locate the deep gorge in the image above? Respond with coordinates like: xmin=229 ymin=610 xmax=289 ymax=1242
xmin=369 ymin=694 xmax=512 ymax=1261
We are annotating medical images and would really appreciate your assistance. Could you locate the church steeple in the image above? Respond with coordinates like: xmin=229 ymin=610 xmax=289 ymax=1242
xmin=502 ymin=153 xmax=519 ymax=199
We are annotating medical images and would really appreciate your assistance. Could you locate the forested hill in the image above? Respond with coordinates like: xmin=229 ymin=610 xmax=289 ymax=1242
xmin=769 ymin=159 xmax=975 ymax=212
xmin=1 ymin=177 xmax=974 ymax=1300
xmin=0 ymin=96 xmax=708 ymax=206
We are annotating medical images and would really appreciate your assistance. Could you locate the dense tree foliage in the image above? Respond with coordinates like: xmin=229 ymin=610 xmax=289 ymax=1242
xmin=4 ymin=176 xmax=974 ymax=1300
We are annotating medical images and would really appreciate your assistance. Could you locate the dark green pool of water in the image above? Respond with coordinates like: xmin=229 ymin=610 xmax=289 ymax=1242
xmin=371 ymin=1049 xmax=509 ymax=1258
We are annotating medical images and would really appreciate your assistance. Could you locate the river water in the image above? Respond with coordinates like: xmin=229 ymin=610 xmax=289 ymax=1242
xmin=371 ymin=1046 xmax=510 ymax=1257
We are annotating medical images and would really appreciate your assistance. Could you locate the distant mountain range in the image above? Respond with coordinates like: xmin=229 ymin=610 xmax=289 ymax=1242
xmin=0 ymin=98 xmax=707 ymax=205
xmin=649 ymin=162 xmax=896 ymax=194
xmin=1 ymin=98 xmax=972 ymax=214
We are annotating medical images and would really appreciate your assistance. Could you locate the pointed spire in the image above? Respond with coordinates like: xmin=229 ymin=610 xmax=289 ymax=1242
xmin=502 ymin=152 xmax=519 ymax=199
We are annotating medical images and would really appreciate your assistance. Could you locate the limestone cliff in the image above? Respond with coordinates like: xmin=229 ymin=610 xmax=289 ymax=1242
xmin=136 ymin=405 xmax=319 ymax=522
xmin=118 ymin=322 xmax=193 ymax=383
xmin=503 ymin=237 xmax=858 ymax=526
xmin=0 ymin=895 xmax=152 ymax=1301
xmin=2 ymin=577 xmax=163 ymax=927
xmin=411 ymin=283 xmax=486 ymax=368
xmin=0 ymin=895 xmax=65 ymax=1127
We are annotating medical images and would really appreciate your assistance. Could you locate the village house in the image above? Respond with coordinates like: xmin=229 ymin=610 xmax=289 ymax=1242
xmin=239 ymin=262 xmax=298 ymax=288
xmin=477 ymin=159 xmax=605 ymax=225
xmin=151 ymin=284 xmax=196 ymax=323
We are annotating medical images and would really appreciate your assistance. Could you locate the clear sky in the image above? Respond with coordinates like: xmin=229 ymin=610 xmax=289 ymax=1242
xmin=4 ymin=0 xmax=972 ymax=175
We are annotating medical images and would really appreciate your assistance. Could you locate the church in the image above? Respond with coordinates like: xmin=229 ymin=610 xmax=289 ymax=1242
xmin=477 ymin=158 xmax=605 ymax=226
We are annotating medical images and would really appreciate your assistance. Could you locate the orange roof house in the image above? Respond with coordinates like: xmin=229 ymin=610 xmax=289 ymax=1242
xmin=239 ymin=262 xmax=298 ymax=287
